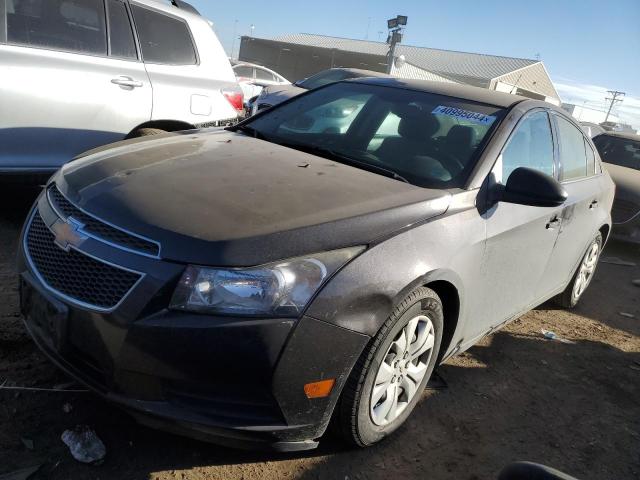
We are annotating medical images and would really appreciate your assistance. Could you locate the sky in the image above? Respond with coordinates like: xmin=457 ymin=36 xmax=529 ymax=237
xmin=190 ymin=0 xmax=640 ymax=128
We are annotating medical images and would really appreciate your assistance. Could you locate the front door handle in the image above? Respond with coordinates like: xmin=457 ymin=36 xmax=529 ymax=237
xmin=589 ymin=199 xmax=599 ymax=210
xmin=546 ymin=216 xmax=561 ymax=230
xmin=111 ymin=76 xmax=143 ymax=88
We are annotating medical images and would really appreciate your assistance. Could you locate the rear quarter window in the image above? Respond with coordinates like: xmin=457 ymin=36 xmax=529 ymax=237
xmin=131 ymin=4 xmax=196 ymax=65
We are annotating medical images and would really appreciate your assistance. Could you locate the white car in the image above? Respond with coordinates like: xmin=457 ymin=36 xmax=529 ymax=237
xmin=0 ymin=0 xmax=244 ymax=175
xmin=232 ymin=62 xmax=290 ymax=103
xmin=249 ymin=68 xmax=390 ymax=116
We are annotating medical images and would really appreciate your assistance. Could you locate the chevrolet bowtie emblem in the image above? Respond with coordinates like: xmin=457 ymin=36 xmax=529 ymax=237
xmin=50 ymin=217 xmax=87 ymax=252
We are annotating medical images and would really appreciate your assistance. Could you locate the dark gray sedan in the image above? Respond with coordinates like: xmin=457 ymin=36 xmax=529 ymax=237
xmin=593 ymin=131 xmax=640 ymax=242
xmin=18 ymin=78 xmax=614 ymax=451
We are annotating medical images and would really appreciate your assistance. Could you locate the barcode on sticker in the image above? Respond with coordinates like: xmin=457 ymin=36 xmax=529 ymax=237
xmin=432 ymin=106 xmax=496 ymax=125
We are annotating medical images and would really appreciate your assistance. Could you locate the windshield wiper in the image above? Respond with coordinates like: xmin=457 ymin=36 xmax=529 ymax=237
xmin=276 ymin=141 xmax=410 ymax=184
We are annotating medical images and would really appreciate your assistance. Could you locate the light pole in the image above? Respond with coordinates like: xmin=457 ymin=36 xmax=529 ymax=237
xmin=385 ymin=15 xmax=407 ymax=74
xmin=250 ymin=24 xmax=255 ymax=37
xmin=230 ymin=19 xmax=238 ymax=59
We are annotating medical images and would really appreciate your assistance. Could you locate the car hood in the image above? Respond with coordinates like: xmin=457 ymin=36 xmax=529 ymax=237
xmin=55 ymin=130 xmax=451 ymax=266
xmin=258 ymin=84 xmax=306 ymax=107
xmin=604 ymin=162 xmax=640 ymax=200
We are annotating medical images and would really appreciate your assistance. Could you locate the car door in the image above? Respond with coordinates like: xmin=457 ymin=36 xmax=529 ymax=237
xmin=472 ymin=109 xmax=563 ymax=337
xmin=0 ymin=0 xmax=152 ymax=171
xmin=540 ymin=114 xmax=606 ymax=295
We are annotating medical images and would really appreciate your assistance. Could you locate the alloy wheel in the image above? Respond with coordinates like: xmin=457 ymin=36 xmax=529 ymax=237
xmin=572 ymin=240 xmax=600 ymax=303
xmin=370 ymin=314 xmax=435 ymax=426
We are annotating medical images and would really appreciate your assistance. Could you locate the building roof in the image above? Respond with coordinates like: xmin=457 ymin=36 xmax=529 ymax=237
xmin=349 ymin=77 xmax=529 ymax=108
xmin=272 ymin=33 xmax=539 ymax=83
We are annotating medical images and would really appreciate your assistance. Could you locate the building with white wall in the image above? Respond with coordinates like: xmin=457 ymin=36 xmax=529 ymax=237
xmin=239 ymin=33 xmax=561 ymax=105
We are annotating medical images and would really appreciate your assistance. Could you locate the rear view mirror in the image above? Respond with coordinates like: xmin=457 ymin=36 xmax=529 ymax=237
xmin=499 ymin=167 xmax=567 ymax=207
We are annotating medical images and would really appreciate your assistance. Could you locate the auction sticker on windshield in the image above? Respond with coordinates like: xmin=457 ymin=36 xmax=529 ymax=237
xmin=432 ymin=106 xmax=497 ymax=125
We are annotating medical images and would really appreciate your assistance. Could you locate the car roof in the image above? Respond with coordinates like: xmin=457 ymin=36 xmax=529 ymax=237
xmin=596 ymin=131 xmax=640 ymax=141
xmin=132 ymin=0 xmax=200 ymax=20
xmin=344 ymin=77 xmax=528 ymax=108
xmin=232 ymin=62 xmax=283 ymax=76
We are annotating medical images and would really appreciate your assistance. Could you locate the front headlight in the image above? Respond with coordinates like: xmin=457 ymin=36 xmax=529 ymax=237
xmin=170 ymin=247 xmax=364 ymax=316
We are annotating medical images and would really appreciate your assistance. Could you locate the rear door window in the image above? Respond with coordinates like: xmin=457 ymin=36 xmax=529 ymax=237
xmin=6 ymin=0 xmax=107 ymax=56
xmin=556 ymin=116 xmax=590 ymax=181
xmin=131 ymin=5 xmax=196 ymax=65
xmin=106 ymin=0 xmax=136 ymax=59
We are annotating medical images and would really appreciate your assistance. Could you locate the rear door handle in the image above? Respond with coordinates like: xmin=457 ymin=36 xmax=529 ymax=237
xmin=546 ymin=216 xmax=561 ymax=230
xmin=111 ymin=76 xmax=143 ymax=88
xmin=589 ymin=199 xmax=599 ymax=210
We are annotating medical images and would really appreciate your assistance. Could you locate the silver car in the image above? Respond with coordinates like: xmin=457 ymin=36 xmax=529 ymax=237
xmin=0 ymin=0 xmax=243 ymax=175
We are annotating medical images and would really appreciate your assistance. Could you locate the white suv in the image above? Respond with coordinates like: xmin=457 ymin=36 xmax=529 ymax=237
xmin=0 ymin=0 xmax=243 ymax=174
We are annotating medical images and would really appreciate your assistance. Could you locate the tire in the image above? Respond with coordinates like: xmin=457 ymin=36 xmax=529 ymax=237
xmin=130 ymin=128 xmax=167 ymax=137
xmin=555 ymin=232 xmax=603 ymax=309
xmin=337 ymin=287 xmax=444 ymax=447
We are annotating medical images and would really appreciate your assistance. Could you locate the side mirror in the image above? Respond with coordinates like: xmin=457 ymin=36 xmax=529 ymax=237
xmin=498 ymin=167 xmax=567 ymax=207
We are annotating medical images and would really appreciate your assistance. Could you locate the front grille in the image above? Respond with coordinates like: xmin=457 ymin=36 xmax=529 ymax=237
xmin=612 ymin=198 xmax=640 ymax=224
xmin=48 ymin=186 xmax=159 ymax=257
xmin=26 ymin=211 xmax=142 ymax=310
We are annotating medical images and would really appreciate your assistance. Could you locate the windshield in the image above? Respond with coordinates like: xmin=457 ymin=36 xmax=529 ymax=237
xmin=593 ymin=135 xmax=640 ymax=170
xmin=297 ymin=70 xmax=359 ymax=90
xmin=242 ymin=82 xmax=506 ymax=188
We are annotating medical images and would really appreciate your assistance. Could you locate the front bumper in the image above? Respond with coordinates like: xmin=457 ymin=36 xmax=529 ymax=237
xmin=17 ymin=190 xmax=369 ymax=450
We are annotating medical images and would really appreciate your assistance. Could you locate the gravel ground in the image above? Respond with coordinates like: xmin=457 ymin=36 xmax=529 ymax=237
xmin=1 ymin=185 xmax=639 ymax=480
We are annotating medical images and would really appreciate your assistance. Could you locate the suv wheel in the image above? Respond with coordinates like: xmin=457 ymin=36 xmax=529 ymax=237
xmin=337 ymin=287 xmax=443 ymax=447
xmin=556 ymin=232 xmax=603 ymax=309
xmin=131 ymin=128 xmax=167 ymax=137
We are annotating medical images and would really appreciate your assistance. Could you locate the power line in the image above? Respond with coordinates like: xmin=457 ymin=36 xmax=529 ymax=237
xmin=604 ymin=90 xmax=625 ymax=123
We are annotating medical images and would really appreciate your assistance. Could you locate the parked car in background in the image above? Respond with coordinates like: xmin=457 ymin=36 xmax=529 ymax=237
xmin=0 ymin=0 xmax=243 ymax=177
xmin=232 ymin=61 xmax=290 ymax=104
xmin=249 ymin=67 xmax=390 ymax=115
xmin=580 ymin=122 xmax=606 ymax=138
xmin=19 ymin=78 xmax=613 ymax=451
xmin=593 ymin=132 xmax=640 ymax=242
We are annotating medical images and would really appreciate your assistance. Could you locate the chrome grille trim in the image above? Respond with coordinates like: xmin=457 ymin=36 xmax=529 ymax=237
xmin=23 ymin=209 xmax=145 ymax=313
xmin=47 ymin=185 xmax=161 ymax=259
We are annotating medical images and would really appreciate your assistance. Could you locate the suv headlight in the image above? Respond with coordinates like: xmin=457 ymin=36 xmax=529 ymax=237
xmin=170 ymin=247 xmax=364 ymax=316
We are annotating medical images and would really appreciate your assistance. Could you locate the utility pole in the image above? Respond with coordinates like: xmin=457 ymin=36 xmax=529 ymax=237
xmin=385 ymin=15 xmax=407 ymax=74
xmin=604 ymin=90 xmax=625 ymax=123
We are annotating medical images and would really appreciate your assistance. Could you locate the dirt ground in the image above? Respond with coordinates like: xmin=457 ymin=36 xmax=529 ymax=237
xmin=1 ymin=185 xmax=638 ymax=480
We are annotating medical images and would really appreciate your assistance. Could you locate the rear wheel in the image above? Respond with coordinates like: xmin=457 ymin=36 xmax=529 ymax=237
xmin=556 ymin=232 xmax=602 ymax=309
xmin=337 ymin=287 xmax=443 ymax=447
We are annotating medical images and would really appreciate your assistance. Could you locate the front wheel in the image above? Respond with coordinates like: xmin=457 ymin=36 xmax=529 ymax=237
xmin=556 ymin=232 xmax=603 ymax=309
xmin=337 ymin=287 xmax=443 ymax=447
